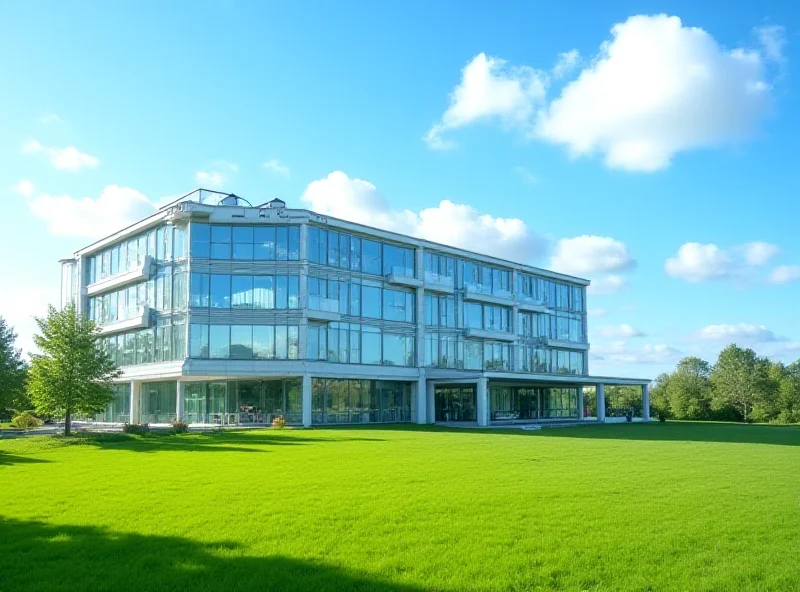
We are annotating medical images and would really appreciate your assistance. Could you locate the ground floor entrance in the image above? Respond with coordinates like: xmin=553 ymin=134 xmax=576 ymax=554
xmin=490 ymin=385 xmax=579 ymax=422
xmin=435 ymin=385 xmax=477 ymax=422
xmin=184 ymin=378 xmax=302 ymax=425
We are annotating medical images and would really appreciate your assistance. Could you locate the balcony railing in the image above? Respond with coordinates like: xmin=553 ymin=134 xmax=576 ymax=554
xmin=308 ymin=296 xmax=342 ymax=313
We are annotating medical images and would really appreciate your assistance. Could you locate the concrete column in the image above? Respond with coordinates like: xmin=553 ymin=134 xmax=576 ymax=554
xmin=642 ymin=383 xmax=651 ymax=421
xmin=476 ymin=377 xmax=489 ymax=427
xmin=302 ymin=374 xmax=312 ymax=427
xmin=299 ymin=223 xmax=309 ymax=261
xmin=176 ymin=380 xmax=184 ymax=422
xmin=129 ymin=380 xmax=140 ymax=424
xmin=415 ymin=246 xmax=425 ymax=367
xmin=426 ymin=381 xmax=436 ymax=424
xmin=414 ymin=371 xmax=427 ymax=424
xmin=596 ymin=383 xmax=605 ymax=423
xmin=577 ymin=386 xmax=585 ymax=421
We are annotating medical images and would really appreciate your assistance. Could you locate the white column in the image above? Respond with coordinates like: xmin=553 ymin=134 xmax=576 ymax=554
xmin=476 ymin=377 xmax=489 ymax=427
xmin=577 ymin=386 xmax=585 ymax=421
xmin=415 ymin=372 xmax=427 ymax=424
xmin=596 ymin=383 xmax=605 ymax=423
xmin=129 ymin=380 xmax=140 ymax=424
xmin=176 ymin=381 xmax=184 ymax=422
xmin=642 ymin=383 xmax=651 ymax=421
xmin=415 ymin=246 xmax=425 ymax=367
xmin=426 ymin=381 xmax=436 ymax=424
xmin=302 ymin=374 xmax=312 ymax=427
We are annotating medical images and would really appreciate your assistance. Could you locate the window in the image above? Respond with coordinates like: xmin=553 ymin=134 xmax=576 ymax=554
xmin=231 ymin=276 xmax=254 ymax=309
xmin=382 ymin=334 xmax=413 ymax=366
xmin=253 ymin=325 xmax=275 ymax=360
xmin=254 ymin=276 xmax=274 ymax=309
xmin=276 ymin=275 xmax=288 ymax=309
xmin=308 ymin=227 xmax=322 ymax=263
xmin=211 ymin=226 xmax=231 ymax=259
xmin=465 ymin=302 xmax=482 ymax=329
xmin=424 ymin=252 xmax=455 ymax=285
xmin=233 ymin=226 xmax=254 ymax=260
xmin=275 ymin=325 xmax=288 ymax=359
xmin=173 ymin=225 xmax=187 ymax=259
xmin=464 ymin=340 xmax=482 ymax=370
xmin=209 ymin=325 xmax=230 ymax=358
xmin=190 ymin=324 xmax=209 ymax=358
xmin=362 ymin=239 xmax=381 ymax=275
xmin=362 ymin=285 xmax=381 ymax=319
xmin=276 ymin=227 xmax=288 ymax=261
xmin=230 ymin=325 xmax=253 ymax=359
xmin=350 ymin=237 xmax=361 ymax=271
xmin=254 ymin=227 xmax=276 ymax=260
xmin=210 ymin=275 xmax=230 ymax=308
xmin=191 ymin=223 xmax=211 ymax=258
xmin=383 ymin=289 xmax=413 ymax=322
xmin=288 ymin=276 xmax=300 ymax=309
xmin=383 ymin=244 xmax=415 ymax=277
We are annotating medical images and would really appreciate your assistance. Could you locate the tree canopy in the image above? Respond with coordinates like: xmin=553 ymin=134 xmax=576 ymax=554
xmin=28 ymin=304 xmax=120 ymax=435
xmin=0 ymin=316 xmax=27 ymax=414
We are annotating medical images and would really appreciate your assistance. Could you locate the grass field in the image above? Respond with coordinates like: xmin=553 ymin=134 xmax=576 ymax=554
xmin=1 ymin=422 xmax=799 ymax=591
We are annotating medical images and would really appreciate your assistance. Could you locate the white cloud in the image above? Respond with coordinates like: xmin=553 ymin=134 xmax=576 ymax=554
xmin=0 ymin=284 xmax=59 ymax=357
xmin=22 ymin=139 xmax=99 ymax=171
xmin=739 ymin=241 xmax=780 ymax=266
xmin=28 ymin=185 xmax=157 ymax=239
xmin=301 ymin=171 xmax=546 ymax=262
xmin=551 ymin=235 xmax=634 ymax=276
xmin=597 ymin=324 xmax=645 ymax=339
xmin=263 ymin=158 xmax=290 ymax=178
xmin=588 ymin=307 xmax=610 ymax=317
xmin=588 ymin=275 xmax=630 ymax=295
xmin=13 ymin=179 xmax=35 ymax=198
xmin=424 ymin=53 xmax=548 ymax=149
xmin=769 ymin=265 xmax=800 ymax=284
xmin=592 ymin=341 xmax=681 ymax=364
xmin=665 ymin=241 xmax=787 ymax=283
xmin=552 ymin=49 xmax=580 ymax=78
xmin=195 ymin=171 xmax=226 ymax=187
xmin=536 ymin=14 xmax=774 ymax=171
xmin=755 ymin=25 xmax=786 ymax=64
xmin=698 ymin=323 xmax=785 ymax=342
xmin=39 ymin=113 xmax=61 ymax=125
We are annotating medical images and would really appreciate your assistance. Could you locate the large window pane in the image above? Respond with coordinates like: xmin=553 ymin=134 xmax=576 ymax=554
xmin=276 ymin=227 xmax=288 ymax=260
xmin=253 ymin=276 xmax=275 ymax=309
xmin=211 ymin=226 xmax=231 ymax=259
xmin=233 ymin=226 xmax=254 ymax=260
xmin=190 ymin=324 xmax=209 ymax=358
xmin=191 ymin=223 xmax=210 ymax=258
xmin=276 ymin=275 xmax=288 ymax=309
xmin=308 ymin=227 xmax=321 ymax=263
xmin=362 ymin=328 xmax=381 ymax=364
xmin=288 ymin=276 xmax=300 ymax=309
xmin=288 ymin=226 xmax=300 ymax=260
xmin=362 ymin=239 xmax=381 ymax=275
xmin=230 ymin=325 xmax=253 ymax=360
xmin=209 ymin=325 xmax=230 ymax=359
xmin=254 ymin=226 xmax=276 ymax=260
xmin=253 ymin=325 xmax=274 ymax=359
xmin=288 ymin=326 xmax=299 ymax=359
xmin=231 ymin=275 xmax=254 ymax=309
xmin=275 ymin=325 xmax=288 ymax=359
xmin=210 ymin=274 xmax=230 ymax=308
xmin=362 ymin=285 xmax=381 ymax=318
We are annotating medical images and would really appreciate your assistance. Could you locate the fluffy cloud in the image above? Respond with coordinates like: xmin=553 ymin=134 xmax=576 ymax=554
xmin=592 ymin=341 xmax=681 ymax=364
xmin=597 ymin=324 xmax=646 ymax=339
xmin=263 ymin=159 xmax=290 ymax=178
xmin=551 ymin=235 xmax=634 ymax=276
xmin=13 ymin=179 xmax=35 ymax=198
xmin=769 ymin=265 xmax=800 ymax=284
xmin=698 ymin=323 xmax=785 ymax=342
xmin=22 ymin=139 xmax=99 ymax=171
xmin=552 ymin=49 xmax=580 ymax=79
xmin=301 ymin=171 xmax=546 ymax=262
xmin=587 ymin=275 xmax=630 ymax=295
xmin=195 ymin=171 xmax=226 ymax=187
xmin=665 ymin=241 xmax=782 ymax=283
xmin=428 ymin=16 xmax=779 ymax=171
xmin=424 ymin=53 xmax=547 ymax=150
xmin=536 ymin=15 xmax=775 ymax=171
xmin=28 ymin=185 xmax=157 ymax=239
xmin=0 ymin=284 xmax=59 ymax=357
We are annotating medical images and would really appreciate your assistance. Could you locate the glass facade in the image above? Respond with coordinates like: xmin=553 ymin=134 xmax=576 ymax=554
xmin=307 ymin=323 xmax=414 ymax=366
xmin=311 ymin=379 xmax=411 ymax=424
xmin=489 ymin=385 xmax=579 ymax=421
xmin=184 ymin=378 xmax=302 ymax=425
xmin=190 ymin=324 xmax=300 ymax=360
xmin=308 ymin=226 xmax=415 ymax=277
xmin=190 ymin=273 xmax=300 ymax=310
xmin=140 ymin=381 xmax=178 ymax=423
xmin=190 ymin=223 xmax=300 ymax=261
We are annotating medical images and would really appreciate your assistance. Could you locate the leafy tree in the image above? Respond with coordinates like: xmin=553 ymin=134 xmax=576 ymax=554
xmin=710 ymin=344 xmax=772 ymax=422
xmin=776 ymin=360 xmax=800 ymax=424
xmin=666 ymin=357 xmax=713 ymax=420
xmin=649 ymin=373 xmax=672 ymax=420
xmin=28 ymin=304 xmax=120 ymax=435
xmin=0 ymin=316 xmax=27 ymax=414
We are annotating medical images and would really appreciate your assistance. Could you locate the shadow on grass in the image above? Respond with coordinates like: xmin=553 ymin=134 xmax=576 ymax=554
xmin=0 ymin=516 xmax=422 ymax=592
xmin=320 ymin=421 xmax=800 ymax=447
xmin=0 ymin=454 xmax=51 ymax=467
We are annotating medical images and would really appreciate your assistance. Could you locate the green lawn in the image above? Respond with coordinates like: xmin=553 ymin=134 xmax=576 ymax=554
xmin=1 ymin=423 xmax=799 ymax=591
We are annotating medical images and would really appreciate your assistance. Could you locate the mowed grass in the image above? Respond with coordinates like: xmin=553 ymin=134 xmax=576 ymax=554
xmin=1 ymin=423 xmax=799 ymax=591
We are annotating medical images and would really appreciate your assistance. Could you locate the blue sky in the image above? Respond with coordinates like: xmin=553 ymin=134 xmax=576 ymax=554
xmin=1 ymin=1 xmax=799 ymax=377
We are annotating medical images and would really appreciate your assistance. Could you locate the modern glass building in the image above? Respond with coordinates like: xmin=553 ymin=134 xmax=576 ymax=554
xmin=59 ymin=189 xmax=650 ymax=427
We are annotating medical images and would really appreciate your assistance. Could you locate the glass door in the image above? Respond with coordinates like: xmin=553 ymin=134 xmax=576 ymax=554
xmin=207 ymin=382 xmax=227 ymax=425
xmin=435 ymin=386 xmax=477 ymax=422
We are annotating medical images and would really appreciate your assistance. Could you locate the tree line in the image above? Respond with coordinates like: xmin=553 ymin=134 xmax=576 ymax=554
xmin=649 ymin=345 xmax=800 ymax=424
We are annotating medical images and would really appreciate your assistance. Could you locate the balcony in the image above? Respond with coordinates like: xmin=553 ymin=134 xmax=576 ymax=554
xmin=423 ymin=272 xmax=455 ymax=294
xmin=99 ymin=306 xmax=151 ymax=335
xmin=543 ymin=338 xmax=590 ymax=351
xmin=306 ymin=297 xmax=342 ymax=321
xmin=465 ymin=328 xmax=518 ymax=342
xmin=386 ymin=266 xmax=422 ymax=288
xmin=464 ymin=284 xmax=513 ymax=306
xmin=87 ymin=255 xmax=153 ymax=296
xmin=516 ymin=296 xmax=550 ymax=313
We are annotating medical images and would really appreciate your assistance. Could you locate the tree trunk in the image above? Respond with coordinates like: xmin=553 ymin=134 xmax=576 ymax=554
xmin=64 ymin=409 xmax=71 ymax=436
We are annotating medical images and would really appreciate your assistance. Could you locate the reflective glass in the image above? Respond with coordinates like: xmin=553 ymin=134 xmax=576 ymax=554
xmin=230 ymin=325 xmax=253 ymax=359
xmin=254 ymin=226 xmax=276 ymax=260
xmin=362 ymin=285 xmax=381 ymax=318
xmin=253 ymin=325 xmax=274 ymax=359
xmin=253 ymin=276 xmax=275 ymax=309
xmin=210 ymin=274 xmax=230 ymax=308
xmin=209 ymin=325 xmax=230 ymax=358
xmin=231 ymin=276 xmax=254 ymax=309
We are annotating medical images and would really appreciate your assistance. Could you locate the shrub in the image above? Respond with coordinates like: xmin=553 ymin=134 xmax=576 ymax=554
xmin=272 ymin=416 xmax=286 ymax=430
xmin=11 ymin=412 xmax=42 ymax=429
xmin=122 ymin=423 xmax=150 ymax=435
xmin=171 ymin=421 xmax=189 ymax=433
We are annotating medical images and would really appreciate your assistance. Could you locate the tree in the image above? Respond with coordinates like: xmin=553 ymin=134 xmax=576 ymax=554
xmin=28 ymin=304 xmax=120 ymax=435
xmin=710 ymin=344 xmax=772 ymax=422
xmin=776 ymin=360 xmax=800 ymax=424
xmin=0 ymin=316 xmax=27 ymax=415
xmin=649 ymin=373 xmax=672 ymax=420
xmin=666 ymin=357 xmax=713 ymax=420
